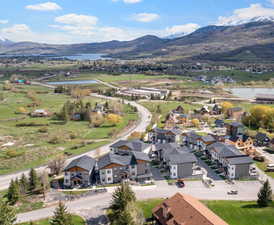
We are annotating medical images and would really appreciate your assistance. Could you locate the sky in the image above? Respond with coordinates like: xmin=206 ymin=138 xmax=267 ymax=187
xmin=0 ymin=0 xmax=274 ymax=44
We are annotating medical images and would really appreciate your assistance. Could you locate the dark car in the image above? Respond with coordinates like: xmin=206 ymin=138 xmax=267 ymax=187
xmin=176 ymin=179 xmax=185 ymax=188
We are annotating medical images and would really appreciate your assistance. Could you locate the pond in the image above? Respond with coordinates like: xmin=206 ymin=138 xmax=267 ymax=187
xmin=51 ymin=53 xmax=109 ymax=61
xmin=227 ymin=88 xmax=274 ymax=99
xmin=47 ymin=80 xmax=98 ymax=85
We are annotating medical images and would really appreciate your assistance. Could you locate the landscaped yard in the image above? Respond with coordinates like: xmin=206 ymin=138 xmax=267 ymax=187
xmin=0 ymin=84 xmax=138 ymax=174
xmin=19 ymin=215 xmax=85 ymax=225
xmin=137 ymin=199 xmax=274 ymax=225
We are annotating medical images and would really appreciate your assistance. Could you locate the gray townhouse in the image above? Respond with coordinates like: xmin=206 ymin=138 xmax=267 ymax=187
xmin=182 ymin=132 xmax=201 ymax=150
xmin=110 ymin=139 xmax=151 ymax=155
xmin=98 ymin=152 xmax=152 ymax=184
xmin=150 ymin=127 xmax=182 ymax=144
xmin=64 ymin=156 xmax=96 ymax=188
xmin=197 ymin=135 xmax=216 ymax=152
xmin=207 ymin=142 xmax=253 ymax=179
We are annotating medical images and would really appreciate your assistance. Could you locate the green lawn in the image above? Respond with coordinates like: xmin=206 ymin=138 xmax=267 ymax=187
xmin=0 ymin=84 xmax=138 ymax=174
xmin=18 ymin=215 xmax=85 ymax=225
xmin=256 ymin=162 xmax=274 ymax=179
xmin=137 ymin=199 xmax=274 ymax=225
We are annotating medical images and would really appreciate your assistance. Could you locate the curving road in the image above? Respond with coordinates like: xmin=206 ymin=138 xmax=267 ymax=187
xmin=0 ymin=94 xmax=152 ymax=191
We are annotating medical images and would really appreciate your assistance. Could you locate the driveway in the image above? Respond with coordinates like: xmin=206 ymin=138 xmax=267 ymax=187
xmin=0 ymin=94 xmax=152 ymax=191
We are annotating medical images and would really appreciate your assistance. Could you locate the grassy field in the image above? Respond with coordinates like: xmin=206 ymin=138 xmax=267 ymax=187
xmin=137 ymin=199 xmax=274 ymax=225
xmin=0 ymin=84 xmax=137 ymax=174
xmin=140 ymin=101 xmax=199 ymax=127
xmin=256 ymin=162 xmax=274 ymax=178
xmin=19 ymin=215 xmax=85 ymax=225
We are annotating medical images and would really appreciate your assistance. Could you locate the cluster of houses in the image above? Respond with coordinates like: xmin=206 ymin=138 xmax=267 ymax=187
xmin=196 ymin=75 xmax=235 ymax=85
xmin=117 ymin=87 xmax=170 ymax=100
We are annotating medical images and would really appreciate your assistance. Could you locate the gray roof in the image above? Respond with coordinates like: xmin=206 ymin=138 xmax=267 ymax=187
xmin=110 ymin=140 xmax=150 ymax=152
xmin=153 ymin=128 xmax=182 ymax=135
xmin=226 ymin=156 xmax=253 ymax=165
xmin=64 ymin=156 xmax=96 ymax=172
xmin=132 ymin=151 xmax=150 ymax=162
xmin=207 ymin=142 xmax=243 ymax=158
xmin=98 ymin=153 xmax=132 ymax=169
xmin=229 ymin=122 xmax=244 ymax=128
xmin=155 ymin=143 xmax=181 ymax=151
xmin=201 ymin=135 xmax=215 ymax=143
xmin=168 ymin=153 xmax=197 ymax=164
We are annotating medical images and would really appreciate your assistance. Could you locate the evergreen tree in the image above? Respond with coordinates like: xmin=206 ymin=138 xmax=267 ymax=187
xmin=112 ymin=209 xmax=134 ymax=225
xmin=0 ymin=199 xmax=17 ymax=225
xmin=257 ymin=180 xmax=272 ymax=207
xmin=110 ymin=182 xmax=136 ymax=212
xmin=50 ymin=202 xmax=72 ymax=225
xmin=7 ymin=179 xmax=20 ymax=205
xmin=29 ymin=168 xmax=39 ymax=193
xmin=19 ymin=173 xmax=29 ymax=195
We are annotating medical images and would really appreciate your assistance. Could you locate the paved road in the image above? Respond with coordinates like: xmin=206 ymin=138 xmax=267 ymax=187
xmin=0 ymin=94 xmax=152 ymax=191
xmin=16 ymin=179 xmax=264 ymax=223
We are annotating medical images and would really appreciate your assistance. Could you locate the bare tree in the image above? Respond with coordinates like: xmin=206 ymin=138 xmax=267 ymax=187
xmin=48 ymin=155 xmax=66 ymax=176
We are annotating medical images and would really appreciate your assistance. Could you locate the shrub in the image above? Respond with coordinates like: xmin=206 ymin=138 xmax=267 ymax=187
xmin=38 ymin=127 xmax=48 ymax=133
xmin=48 ymin=136 xmax=64 ymax=144
xmin=5 ymin=149 xmax=24 ymax=158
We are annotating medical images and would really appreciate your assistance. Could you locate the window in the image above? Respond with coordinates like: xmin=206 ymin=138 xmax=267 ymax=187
xmin=131 ymin=165 xmax=135 ymax=169
xmin=102 ymin=179 xmax=105 ymax=182
xmin=107 ymin=170 xmax=111 ymax=174
xmin=108 ymin=177 xmax=111 ymax=181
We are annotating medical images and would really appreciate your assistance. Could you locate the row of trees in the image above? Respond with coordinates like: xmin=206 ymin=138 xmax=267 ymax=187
xmin=7 ymin=168 xmax=49 ymax=205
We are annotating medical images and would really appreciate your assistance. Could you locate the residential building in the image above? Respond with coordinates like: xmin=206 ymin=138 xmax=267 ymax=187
xmin=30 ymin=109 xmax=52 ymax=117
xmin=226 ymin=122 xmax=245 ymax=138
xmin=110 ymin=140 xmax=151 ymax=155
xmin=226 ymin=135 xmax=255 ymax=155
xmin=182 ymin=132 xmax=201 ymax=150
xmin=168 ymin=153 xmax=198 ymax=179
xmin=150 ymin=127 xmax=182 ymax=144
xmin=254 ymin=132 xmax=270 ymax=147
xmin=255 ymin=94 xmax=274 ymax=104
xmin=207 ymin=142 xmax=253 ymax=179
xmin=152 ymin=193 xmax=228 ymax=225
xmin=197 ymin=135 xmax=216 ymax=151
xmin=211 ymin=104 xmax=222 ymax=115
xmin=214 ymin=119 xmax=225 ymax=128
xmin=64 ymin=156 xmax=96 ymax=188
xmin=118 ymin=87 xmax=169 ymax=100
xmin=98 ymin=152 xmax=151 ymax=184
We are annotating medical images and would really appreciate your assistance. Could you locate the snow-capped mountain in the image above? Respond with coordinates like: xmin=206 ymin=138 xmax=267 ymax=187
xmin=218 ymin=16 xmax=274 ymax=26
xmin=0 ymin=36 xmax=14 ymax=45
xmin=165 ymin=32 xmax=186 ymax=39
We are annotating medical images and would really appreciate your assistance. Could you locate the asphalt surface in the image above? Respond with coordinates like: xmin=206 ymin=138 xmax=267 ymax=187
xmin=0 ymin=94 xmax=152 ymax=191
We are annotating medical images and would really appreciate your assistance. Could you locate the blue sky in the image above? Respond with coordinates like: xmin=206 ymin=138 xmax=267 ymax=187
xmin=1 ymin=0 xmax=274 ymax=43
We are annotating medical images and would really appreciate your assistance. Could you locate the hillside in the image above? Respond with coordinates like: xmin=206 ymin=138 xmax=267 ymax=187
xmin=1 ymin=21 xmax=274 ymax=62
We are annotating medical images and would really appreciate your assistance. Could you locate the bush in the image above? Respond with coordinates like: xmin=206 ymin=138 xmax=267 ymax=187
xmin=38 ymin=127 xmax=48 ymax=133
xmin=48 ymin=136 xmax=64 ymax=144
xmin=16 ymin=122 xmax=49 ymax=127
xmin=5 ymin=149 xmax=24 ymax=158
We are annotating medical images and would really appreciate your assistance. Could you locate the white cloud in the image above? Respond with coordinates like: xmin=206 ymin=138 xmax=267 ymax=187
xmin=217 ymin=4 xmax=274 ymax=25
xmin=131 ymin=13 xmax=160 ymax=23
xmin=165 ymin=23 xmax=200 ymax=35
xmin=55 ymin=14 xmax=98 ymax=26
xmin=26 ymin=2 xmax=62 ymax=11
xmin=269 ymin=0 xmax=274 ymax=5
xmin=0 ymin=20 xmax=8 ymax=24
xmin=112 ymin=0 xmax=142 ymax=4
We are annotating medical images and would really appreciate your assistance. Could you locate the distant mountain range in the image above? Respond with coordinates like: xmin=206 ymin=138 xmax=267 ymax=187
xmin=1 ymin=19 xmax=274 ymax=63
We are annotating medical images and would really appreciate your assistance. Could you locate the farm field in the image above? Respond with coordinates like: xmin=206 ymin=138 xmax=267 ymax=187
xmin=0 ymin=83 xmax=138 ymax=175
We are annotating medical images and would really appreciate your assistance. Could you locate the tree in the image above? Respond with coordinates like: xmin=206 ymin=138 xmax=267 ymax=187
xmin=0 ymin=199 xmax=17 ymax=225
xmin=41 ymin=171 xmax=50 ymax=200
xmin=29 ymin=168 xmax=39 ymax=192
xmin=106 ymin=114 xmax=122 ymax=126
xmin=19 ymin=173 xmax=29 ymax=195
xmin=156 ymin=105 xmax=161 ymax=114
xmin=7 ymin=179 xmax=20 ymax=205
xmin=220 ymin=102 xmax=233 ymax=114
xmin=50 ymin=202 xmax=73 ymax=225
xmin=127 ymin=132 xmax=144 ymax=141
xmin=257 ymin=180 xmax=272 ymax=207
xmin=48 ymin=156 xmax=66 ymax=176
xmin=90 ymin=113 xmax=104 ymax=127
xmin=191 ymin=119 xmax=200 ymax=128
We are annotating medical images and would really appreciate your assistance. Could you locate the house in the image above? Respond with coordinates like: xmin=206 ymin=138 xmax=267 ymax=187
xmin=227 ymin=107 xmax=244 ymax=120
xmin=64 ymin=156 xmax=96 ymax=188
xmin=30 ymin=109 xmax=52 ymax=117
xmin=118 ymin=87 xmax=169 ymax=100
xmin=110 ymin=140 xmax=151 ymax=155
xmin=211 ymin=104 xmax=222 ymax=115
xmin=195 ymin=106 xmax=210 ymax=115
xmin=98 ymin=152 xmax=151 ymax=184
xmin=168 ymin=153 xmax=198 ymax=179
xmin=226 ymin=135 xmax=255 ymax=155
xmin=168 ymin=109 xmax=188 ymax=125
xmin=215 ymin=119 xmax=225 ymax=128
xmin=226 ymin=122 xmax=245 ymax=138
xmin=94 ymin=103 xmax=105 ymax=113
xmin=182 ymin=132 xmax=201 ymax=150
xmin=255 ymin=94 xmax=274 ymax=104
xmin=150 ymin=127 xmax=182 ymax=144
xmin=152 ymin=193 xmax=229 ymax=225
xmin=254 ymin=132 xmax=270 ymax=147
xmin=207 ymin=142 xmax=253 ymax=179
xmin=197 ymin=135 xmax=216 ymax=151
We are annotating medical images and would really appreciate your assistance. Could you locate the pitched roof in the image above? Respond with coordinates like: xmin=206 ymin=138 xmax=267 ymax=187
xmin=97 ymin=153 xmax=132 ymax=169
xmin=64 ymin=156 xmax=96 ymax=172
xmin=201 ymin=135 xmax=215 ymax=143
xmin=132 ymin=151 xmax=150 ymax=162
xmin=226 ymin=156 xmax=253 ymax=165
xmin=229 ymin=122 xmax=243 ymax=127
xmin=153 ymin=128 xmax=182 ymax=135
xmin=110 ymin=140 xmax=150 ymax=152
xmin=208 ymin=142 xmax=243 ymax=158
xmin=168 ymin=153 xmax=197 ymax=164
xmin=152 ymin=193 xmax=228 ymax=225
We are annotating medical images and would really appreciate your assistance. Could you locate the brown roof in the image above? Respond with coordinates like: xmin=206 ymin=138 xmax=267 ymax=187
xmin=152 ymin=193 xmax=228 ymax=225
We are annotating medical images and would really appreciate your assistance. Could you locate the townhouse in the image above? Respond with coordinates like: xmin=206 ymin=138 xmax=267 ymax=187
xmin=150 ymin=127 xmax=182 ymax=144
xmin=64 ymin=156 xmax=96 ymax=188
xmin=110 ymin=139 xmax=151 ymax=155
xmin=182 ymin=132 xmax=201 ymax=150
xmin=98 ymin=152 xmax=152 ymax=184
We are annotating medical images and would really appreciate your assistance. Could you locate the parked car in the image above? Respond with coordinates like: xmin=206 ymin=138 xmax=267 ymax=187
xmin=266 ymin=164 xmax=274 ymax=172
xmin=227 ymin=190 xmax=238 ymax=195
xmin=176 ymin=179 xmax=185 ymax=188
xmin=253 ymin=155 xmax=265 ymax=162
